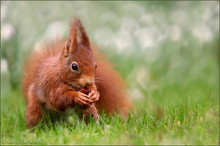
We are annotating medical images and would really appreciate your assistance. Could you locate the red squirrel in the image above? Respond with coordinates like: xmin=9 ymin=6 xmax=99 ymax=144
xmin=22 ymin=18 xmax=132 ymax=128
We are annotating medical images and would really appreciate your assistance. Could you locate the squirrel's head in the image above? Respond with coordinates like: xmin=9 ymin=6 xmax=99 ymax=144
xmin=58 ymin=18 xmax=97 ymax=90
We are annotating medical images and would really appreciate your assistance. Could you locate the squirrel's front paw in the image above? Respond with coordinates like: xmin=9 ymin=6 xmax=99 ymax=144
xmin=88 ymin=90 xmax=100 ymax=102
xmin=74 ymin=92 xmax=93 ymax=106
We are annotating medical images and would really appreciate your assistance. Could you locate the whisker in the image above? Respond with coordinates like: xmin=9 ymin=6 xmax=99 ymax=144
xmin=94 ymin=78 xmax=105 ymax=84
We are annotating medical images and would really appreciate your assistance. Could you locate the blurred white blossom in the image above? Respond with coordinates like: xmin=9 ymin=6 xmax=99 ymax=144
xmin=170 ymin=10 xmax=187 ymax=25
xmin=134 ymin=27 xmax=162 ymax=49
xmin=1 ymin=59 xmax=8 ymax=74
xmin=192 ymin=24 xmax=213 ymax=42
xmin=140 ymin=14 xmax=154 ymax=25
xmin=114 ymin=29 xmax=134 ymax=53
xmin=45 ymin=21 xmax=67 ymax=41
xmin=93 ymin=26 xmax=114 ymax=47
xmin=170 ymin=25 xmax=182 ymax=41
xmin=33 ymin=21 xmax=67 ymax=50
xmin=1 ymin=23 xmax=14 ymax=42
xmin=128 ymin=88 xmax=143 ymax=100
xmin=120 ymin=17 xmax=139 ymax=32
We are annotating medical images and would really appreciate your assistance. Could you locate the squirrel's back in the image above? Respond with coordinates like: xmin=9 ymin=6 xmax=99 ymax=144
xmin=22 ymin=40 xmax=64 ymax=98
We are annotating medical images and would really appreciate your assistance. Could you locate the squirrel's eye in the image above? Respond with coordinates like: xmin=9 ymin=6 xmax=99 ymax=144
xmin=71 ymin=63 xmax=78 ymax=71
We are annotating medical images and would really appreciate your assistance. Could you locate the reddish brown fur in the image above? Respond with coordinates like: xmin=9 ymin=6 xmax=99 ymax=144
xmin=22 ymin=18 xmax=132 ymax=128
xmin=94 ymin=51 xmax=132 ymax=118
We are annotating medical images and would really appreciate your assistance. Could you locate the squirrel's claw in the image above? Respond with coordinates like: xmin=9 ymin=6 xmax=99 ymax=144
xmin=89 ymin=90 xmax=100 ymax=102
xmin=75 ymin=92 xmax=93 ymax=106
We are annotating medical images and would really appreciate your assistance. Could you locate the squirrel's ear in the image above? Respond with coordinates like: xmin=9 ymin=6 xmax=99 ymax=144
xmin=77 ymin=18 xmax=91 ymax=48
xmin=62 ymin=19 xmax=78 ymax=57
xmin=62 ymin=18 xmax=91 ymax=57
xmin=62 ymin=39 xmax=71 ymax=57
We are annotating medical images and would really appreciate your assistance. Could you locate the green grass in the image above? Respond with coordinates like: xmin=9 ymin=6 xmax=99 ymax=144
xmin=1 ymin=40 xmax=219 ymax=145
xmin=0 ymin=90 xmax=219 ymax=145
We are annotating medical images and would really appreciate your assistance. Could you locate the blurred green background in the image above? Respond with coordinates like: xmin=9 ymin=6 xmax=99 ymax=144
xmin=1 ymin=1 xmax=219 ymax=145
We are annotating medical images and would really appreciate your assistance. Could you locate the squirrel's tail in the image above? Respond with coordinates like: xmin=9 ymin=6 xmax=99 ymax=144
xmin=94 ymin=51 xmax=133 ymax=118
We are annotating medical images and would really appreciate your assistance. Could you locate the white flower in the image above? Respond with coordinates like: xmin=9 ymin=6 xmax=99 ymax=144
xmin=192 ymin=24 xmax=213 ymax=42
xmin=114 ymin=29 xmax=134 ymax=53
xmin=134 ymin=27 xmax=162 ymax=49
xmin=93 ymin=26 xmax=114 ymax=47
xmin=44 ymin=21 xmax=67 ymax=41
xmin=140 ymin=14 xmax=154 ymax=25
xmin=1 ymin=59 xmax=8 ymax=74
xmin=1 ymin=23 xmax=14 ymax=42
xmin=120 ymin=16 xmax=139 ymax=32
xmin=170 ymin=25 xmax=182 ymax=41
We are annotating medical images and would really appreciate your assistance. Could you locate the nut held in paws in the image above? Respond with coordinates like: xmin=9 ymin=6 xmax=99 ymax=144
xmin=80 ymin=87 xmax=91 ymax=95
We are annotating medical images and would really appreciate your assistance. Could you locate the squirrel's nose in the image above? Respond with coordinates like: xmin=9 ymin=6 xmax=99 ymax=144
xmin=85 ymin=81 xmax=93 ymax=87
xmin=80 ymin=76 xmax=94 ymax=87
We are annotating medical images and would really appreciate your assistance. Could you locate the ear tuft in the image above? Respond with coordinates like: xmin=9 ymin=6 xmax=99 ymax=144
xmin=69 ymin=18 xmax=78 ymax=52
xmin=72 ymin=17 xmax=91 ymax=47
xmin=62 ymin=17 xmax=91 ymax=57
xmin=76 ymin=18 xmax=91 ymax=47
xmin=62 ymin=39 xmax=71 ymax=57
